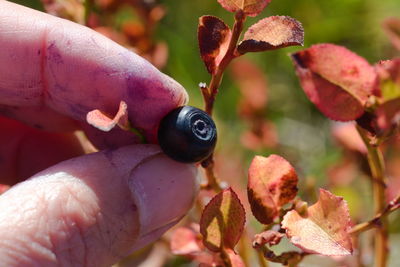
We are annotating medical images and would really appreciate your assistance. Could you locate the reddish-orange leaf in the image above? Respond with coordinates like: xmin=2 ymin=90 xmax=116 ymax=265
xmin=198 ymin=16 xmax=231 ymax=74
xmin=295 ymin=68 xmax=365 ymax=121
xmin=200 ymin=188 xmax=246 ymax=252
xmin=282 ymin=189 xmax=353 ymax=256
xmin=170 ymin=227 xmax=202 ymax=255
xmin=217 ymin=0 xmax=271 ymax=17
xmin=86 ymin=101 xmax=129 ymax=131
xmin=292 ymin=44 xmax=379 ymax=121
xmin=383 ymin=17 xmax=400 ymax=51
xmin=247 ymin=155 xmax=298 ymax=225
xmin=238 ymin=16 xmax=304 ymax=54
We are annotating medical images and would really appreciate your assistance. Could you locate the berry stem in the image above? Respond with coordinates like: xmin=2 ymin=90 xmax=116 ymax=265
xmin=201 ymin=155 xmax=222 ymax=193
xmin=200 ymin=11 xmax=246 ymax=192
xmin=129 ymin=126 xmax=147 ymax=144
xmin=356 ymin=125 xmax=389 ymax=267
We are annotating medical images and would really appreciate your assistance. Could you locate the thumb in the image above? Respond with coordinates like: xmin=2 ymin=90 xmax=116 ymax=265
xmin=0 ymin=145 xmax=198 ymax=266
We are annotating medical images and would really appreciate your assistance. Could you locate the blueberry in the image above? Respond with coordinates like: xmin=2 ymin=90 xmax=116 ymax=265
xmin=158 ymin=106 xmax=217 ymax=163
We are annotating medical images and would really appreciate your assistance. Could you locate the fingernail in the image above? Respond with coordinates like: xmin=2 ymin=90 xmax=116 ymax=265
xmin=128 ymin=154 xmax=198 ymax=236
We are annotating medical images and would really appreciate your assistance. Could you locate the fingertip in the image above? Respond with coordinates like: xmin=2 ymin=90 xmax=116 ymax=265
xmin=128 ymin=153 xmax=198 ymax=238
xmin=0 ymin=145 xmax=198 ymax=266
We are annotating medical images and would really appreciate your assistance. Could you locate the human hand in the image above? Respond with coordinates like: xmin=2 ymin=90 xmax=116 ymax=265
xmin=0 ymin=1 xmax=198 ymax=266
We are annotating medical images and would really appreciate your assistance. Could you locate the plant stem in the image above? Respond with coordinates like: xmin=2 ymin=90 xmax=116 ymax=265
xmin=356 ymin=125 xmax=389 ymax=267
xmin=200 ymin=11 xmax=246 ymax=192
xmin=204 ymin=11 xmax=245 ymax=116
xmin=350 ymin=193 xmax=400 ymax=235
xmin=201 ymin=155 xmax=222 ymax=193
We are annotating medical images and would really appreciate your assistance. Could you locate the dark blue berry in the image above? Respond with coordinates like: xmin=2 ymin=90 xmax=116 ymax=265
xmin=158 ymin=106 xmax=217 ymax=163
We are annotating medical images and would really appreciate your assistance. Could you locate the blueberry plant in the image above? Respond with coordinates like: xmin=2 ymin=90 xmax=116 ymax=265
xmin=170 ymin=1 xmax=400 ymax=267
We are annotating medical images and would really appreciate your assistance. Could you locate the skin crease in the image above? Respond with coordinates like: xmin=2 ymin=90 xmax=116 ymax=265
xmin=0 ymin=1 xmax=198 ymax=266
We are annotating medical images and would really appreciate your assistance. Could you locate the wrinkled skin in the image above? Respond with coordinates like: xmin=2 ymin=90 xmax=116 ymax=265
xmin=0 ymin=1 xmax=197 ymax=266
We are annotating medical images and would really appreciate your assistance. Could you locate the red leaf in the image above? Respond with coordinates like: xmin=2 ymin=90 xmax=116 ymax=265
xmin=247 ymin=155 xmax=298 ymax=224
xmin=282 ymin=189 xmax=353 ymax=256
xmin=198 ymin=16 xmax=231 ymax=74
xmin=238 ymin=16 xmax=304 ymax=54
xmin=86 ymin=101 xmax=129 ymax=131
xmin=383 ymin=17 xmax=400 ymax=51
xmin=292 ymin=44 xmax=379 ymax=121
xmin=170 ymin=227 xmax=202 ymax=255
xmin=217 ymin=0 xmax=271 ymax=17
xmin=200 ymin=188 xmax=246 ymax=252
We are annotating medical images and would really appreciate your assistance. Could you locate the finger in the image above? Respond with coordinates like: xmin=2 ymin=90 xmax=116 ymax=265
xmin=0 ymin=144 xmax=198 ymax=266
xmin=0 ymin=116 xmax=85 ymax=183
xmin=0 ymin=1 xmax=187 ymax=148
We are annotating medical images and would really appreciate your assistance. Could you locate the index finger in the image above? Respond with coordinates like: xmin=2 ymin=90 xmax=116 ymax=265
xmin=0 ymin=1 xmax=187 ymax=148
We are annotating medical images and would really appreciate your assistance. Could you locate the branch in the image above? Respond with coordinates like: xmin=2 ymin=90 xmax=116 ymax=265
xmin=200 ymin=11 xmax=246 ymax=192
xmin=356 ymin=125 xmax=389 ymax=267
xmin=350 ymin=194 xmax=400 ymax=235
xmin=203 ymin=11 xmax=245 ymax=115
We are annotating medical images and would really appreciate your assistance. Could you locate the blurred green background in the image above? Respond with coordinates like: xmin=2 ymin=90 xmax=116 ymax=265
xmin=154 ymin=0 xmax=400 ymax=188
xmin=9 ymin=0 xmax=400 ymax=266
